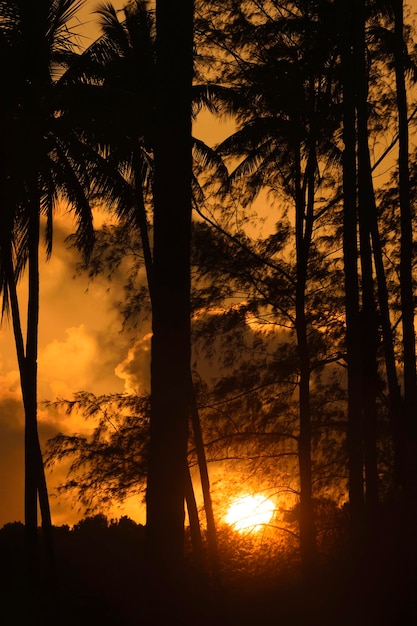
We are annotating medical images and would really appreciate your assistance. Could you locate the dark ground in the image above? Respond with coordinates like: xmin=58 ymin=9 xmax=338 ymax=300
xmin=0 ymin=515 xmax=413 ymax=626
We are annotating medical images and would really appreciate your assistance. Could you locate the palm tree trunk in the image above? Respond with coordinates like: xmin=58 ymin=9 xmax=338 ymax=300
xmin=27 ymin=206 xmax=57 ymax=587
xmin=5 ymin=243 xmax=39 ymax=583
xmin=145 ymin=0 xmax=194 ymax=621
xmin=24 ymin=204 xmax=41 ymax=589
xmin=18 ymin=0 xmax=57 ymax=593
xmin=9 ymin=202 xmax=55 ymax=592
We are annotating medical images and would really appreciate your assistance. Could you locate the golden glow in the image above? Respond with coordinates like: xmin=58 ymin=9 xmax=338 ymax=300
xmin=225 ymin=494 xmax=275 ymax=533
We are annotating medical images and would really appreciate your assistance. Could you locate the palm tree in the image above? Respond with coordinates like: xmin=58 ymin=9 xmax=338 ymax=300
xmin=0 ymin=0 xmax=113 ymax=591
xmin=63 ymin=0 xmax=156 ymax=261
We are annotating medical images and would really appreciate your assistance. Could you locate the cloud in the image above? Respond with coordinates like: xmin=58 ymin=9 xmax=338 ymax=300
xmin=0 ymin=206 xmax=149 ymax=528
xmin=39 ymin=324 xmax=99 ymax=400
xmin=115 ymin=332 xmax=152 ymax=395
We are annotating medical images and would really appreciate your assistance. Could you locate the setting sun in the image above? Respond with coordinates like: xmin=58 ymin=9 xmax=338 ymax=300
xmin=225 ymin=495 xmax=275 ymax=533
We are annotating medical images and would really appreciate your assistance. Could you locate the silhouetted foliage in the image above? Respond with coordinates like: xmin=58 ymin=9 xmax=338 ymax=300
xmin=0 ymin=507 xmax=413 ymax=626
xmin=45 ymin=392 xmax=149 ymax=512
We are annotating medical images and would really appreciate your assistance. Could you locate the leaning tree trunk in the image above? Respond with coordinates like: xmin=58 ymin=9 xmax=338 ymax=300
xmin=189 ymin=378 xmax=221 ymax=588
xmin=23 ymin=195 xmax=42 ymax=591
xmin=19 ymin=0 xmax=56 ymax=595
xmin=2 ymin=197 xmax=56 ymax=599
xmin=185 ymin=466 xmax=204 ymax=562
xmin=24 ymin=204 xmax=56 ymax=591
xmin=145 ymin=0 xmax=194 ymax=622
xmin=6 ymin=235 xmax=39 ymax=583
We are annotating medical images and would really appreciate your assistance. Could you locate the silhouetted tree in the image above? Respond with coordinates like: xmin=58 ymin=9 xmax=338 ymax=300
xmin=66 ymin=1 xmax=222 ymax=590
xmin=392 ymin=0 xmax=417 ymax=616
xmin=144 ymin=0 xmax=194 ymax=620
xmin=196 ymin=0 xmax=346 ymax=580
xmin=0 ymin=0 xmax=96 ymax=593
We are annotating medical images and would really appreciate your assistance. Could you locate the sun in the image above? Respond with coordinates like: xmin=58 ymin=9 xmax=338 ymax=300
xmin=225 ymin=494 xmax=275 ymax=533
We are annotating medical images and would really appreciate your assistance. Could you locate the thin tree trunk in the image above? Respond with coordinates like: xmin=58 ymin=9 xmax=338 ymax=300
xmin=133 ymin=159 xmax=155 ymax=302
xmin=5 ymin=246 xmax=38 ymax=583
xmin=341 ymin=0 xmax=365 ymax=537
xmin=18 ymin=0 xmax=57 ymax=596
xmin=25 ymin=206 xmax=56 ymax=591
xmin=369 ymin=214 xmax=404 ymax=487
xmin=185 ymin=466 xmax=204 ymax=561
xmin=294 ymin=142 xmax=316 ymax=579
xmin=5 ymin=203 xmax=56 ymax=600
xmin=354 ymin=0 xmax=379 ymax=523
xmin=25 ymin=204 xmax=41 ymax=588
xmin=189 ymin=378 xmax=221 ymax=588
xmin=393 ymin=0 xmax=417 ymax=617
xmin=394 ymin=1 xmax=417 ymax=440
xmin=37 ymin=436 xmax=56 ymax=586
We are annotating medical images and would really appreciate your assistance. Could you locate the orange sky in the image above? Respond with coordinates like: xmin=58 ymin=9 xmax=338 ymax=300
xmin=1 ymin=0 xmax=416 ymax=530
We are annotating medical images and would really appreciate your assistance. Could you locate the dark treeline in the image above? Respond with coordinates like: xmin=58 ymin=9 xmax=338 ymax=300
xmin=0 ymin=509 xmax=402 ymax=626
xmin=1 ymin=0 xmax=417 ymax=624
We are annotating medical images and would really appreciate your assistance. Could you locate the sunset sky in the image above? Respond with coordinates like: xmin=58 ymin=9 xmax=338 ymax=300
xmin=1 ymin=0 xmax=416 ymax=531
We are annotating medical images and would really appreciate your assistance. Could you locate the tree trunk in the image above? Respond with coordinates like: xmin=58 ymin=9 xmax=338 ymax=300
xmin=133 ymin=164 xmax=215 ymax=580
xmin=24 ymin=202 xmax=41 ymax=588
xmin=354 ymin=0 xmax=379 ymax=524
xmin=189 ymin=378 xmax=222 ymax=589
xmin=369 ymin=211 xmax=403 ymax=488
xmin=3 ymin=180 xmax=57 ymax=623
xmin=185 ymin=466 xmax=204 ymax=562
xmin=294 ymin=142 xmax=316 ymax=579
xmin=25 ymin=206 xmax=56 ymax=594
xmin=145 ymin=0 xmax=194 ymax=622
xmin=341 ymin=0 xmax=365 ymax=537
xmin=17 ymin=0 xmax=56 ymax=594
xmin=394 ymin=2 xmax=417 ymax=440
xmin=392 ymin=0 xmax=417 ymax=617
